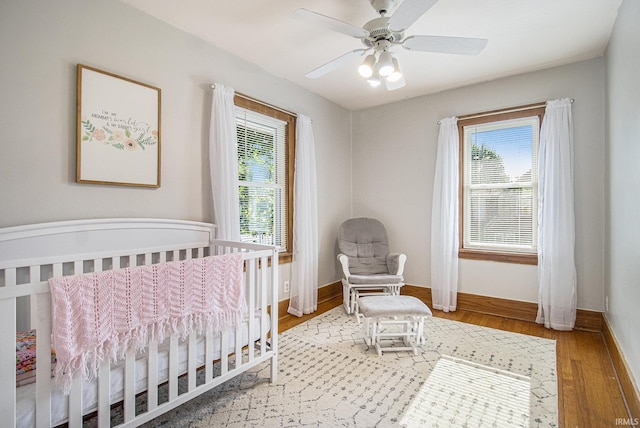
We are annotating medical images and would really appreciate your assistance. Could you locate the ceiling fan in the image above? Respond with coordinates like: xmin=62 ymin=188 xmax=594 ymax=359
xmin=293 ymin=0 xmax=488 ymax=90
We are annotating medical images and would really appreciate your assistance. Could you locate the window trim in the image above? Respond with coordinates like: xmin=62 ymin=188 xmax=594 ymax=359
xmin=457 ymin=105 xmax=545 ymax=265
xmin=234 ymin=95 xmax=296 ymax=264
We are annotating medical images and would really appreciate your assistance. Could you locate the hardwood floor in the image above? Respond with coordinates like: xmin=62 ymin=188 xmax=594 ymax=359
xmin=278 ymin=295 xmax=631 ymax=428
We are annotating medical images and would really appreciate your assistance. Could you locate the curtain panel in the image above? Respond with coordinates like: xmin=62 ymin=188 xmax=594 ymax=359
xmin=536 ymin=98 xmax=577 ymax=330
xmin=288 ymin=114 xmax=318 ymax=317
xmin=209 ymin=84 xmax=241 ymax=241
xmin=431 ymin=117 xmax=459 ymax=312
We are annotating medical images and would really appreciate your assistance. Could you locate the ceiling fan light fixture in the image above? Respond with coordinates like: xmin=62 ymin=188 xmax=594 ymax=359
xmin=377 ymin=50 xmax=394 ymax=76
xmin=386 ymin=57 xmax=403 ymax=82
xmin=358 ymin=54 xmax=376 ymax=78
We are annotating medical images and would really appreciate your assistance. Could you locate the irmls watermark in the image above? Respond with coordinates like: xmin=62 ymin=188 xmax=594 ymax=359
xmin=615 ymin=417 xmax=640 ymax=426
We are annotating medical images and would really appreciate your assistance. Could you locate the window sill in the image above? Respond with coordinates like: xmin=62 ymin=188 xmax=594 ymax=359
xmin=458 ymin=248 xmax=538 ymax=265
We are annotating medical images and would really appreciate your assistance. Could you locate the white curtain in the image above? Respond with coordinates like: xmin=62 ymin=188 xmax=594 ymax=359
xmin=288 ymin=114 xmax=318 ymax=317
xmin=430 ymin=117 xmax=459 ymax=312
xmin=209 ymin=84 xmax=241 ymax=241
xmin=536 ymin=98 xmax=577 ymax=330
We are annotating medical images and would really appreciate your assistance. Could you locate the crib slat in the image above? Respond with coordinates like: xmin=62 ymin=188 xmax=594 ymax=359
xmin=270 ymin=250 xmax=279 ymax=383
xmin=260 ymin=256 xmax=268 ymax=355
xmin=34 ymin=292 xmax=52 ymax=428
xmin=0 ymin=296 xmax=16 ymax=426
xmin=220 ymin=329 xmax=229 ymax=376
xmin=188 ymin=331 xmax=196 ymax=391
xmin=147 ymin=340 xmax=159 ymax=411
xmin=68 ymin=376 xmax=83 ymax=428
xmin=235 ymin=319 xmax=242 ymax=367
xmin=247 ymin=258 xmax=255 ymax=361
xmin=5 ymin=267 xmax=16 ymax=288
xmin=29 ymin=265 xmax=39 ymax=328
xmin=97 ymin=359 xmax=110 ymax=427
xmin=124 ymin=348 xmax=136 ymax=422
xmin=204 ymin=331 xmax=214 ymax=382
xmin=168 ymin=336 xmax=178 ymax=400
xmin=52 ymin=263 xmax=62 ymax=280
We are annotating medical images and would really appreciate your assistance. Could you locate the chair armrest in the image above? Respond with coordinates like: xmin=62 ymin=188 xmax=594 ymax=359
xmin=337 ymin=253 xmax=350 ymax=279
xmin=387 ymin=253 xmax=407 ymax=275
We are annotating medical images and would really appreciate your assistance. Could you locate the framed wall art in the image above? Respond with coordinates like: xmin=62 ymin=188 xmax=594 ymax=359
xmin=76 ymin=64 xmax=161 ymax=187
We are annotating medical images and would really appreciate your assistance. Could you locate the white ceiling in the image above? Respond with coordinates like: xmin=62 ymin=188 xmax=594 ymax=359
xmin=121 ymin=0 xmax=621 ymax=110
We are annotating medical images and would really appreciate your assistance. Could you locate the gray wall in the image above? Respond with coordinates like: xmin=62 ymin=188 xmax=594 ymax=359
xmin=0 ymin=0 xmax=353 ymax=296
xmin=352 ymin=58 xmax=606 ymax=311
xmin=605 ymin=0 xmax=640 ymax=396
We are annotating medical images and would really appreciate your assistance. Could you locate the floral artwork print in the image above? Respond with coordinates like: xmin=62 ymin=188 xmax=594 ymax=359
xmin=81 ymin=117 xmax=158 ymax=151
xmin=76 ymin=64 xmax=160 ymax=187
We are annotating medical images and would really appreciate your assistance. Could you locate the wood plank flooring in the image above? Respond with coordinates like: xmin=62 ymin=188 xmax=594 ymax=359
xmin=278 ymin=295 xmax=631 ymax=428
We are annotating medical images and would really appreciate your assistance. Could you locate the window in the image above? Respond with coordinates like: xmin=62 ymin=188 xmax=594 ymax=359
xmin=458 ymin=106 xmax=545 ymax=265
xmin=235 ymin=97 xmax=295 ymax=263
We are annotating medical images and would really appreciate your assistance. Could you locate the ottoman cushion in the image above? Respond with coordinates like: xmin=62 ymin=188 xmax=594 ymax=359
xmin=358 ymin=295 xmax=432 ymax=318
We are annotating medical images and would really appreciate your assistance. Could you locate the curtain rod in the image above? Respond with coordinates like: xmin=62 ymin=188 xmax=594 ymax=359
xmin=437 ymin=99 xmax=574 ymax=125
xmin=209 ymin=83 xmax=297 ymax=117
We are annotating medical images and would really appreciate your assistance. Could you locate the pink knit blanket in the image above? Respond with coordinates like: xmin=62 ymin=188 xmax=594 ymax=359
xmin=48 ymin=252 xmax=245 ymax=392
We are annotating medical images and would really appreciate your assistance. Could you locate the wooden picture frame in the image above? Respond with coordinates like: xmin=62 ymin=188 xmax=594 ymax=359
xmin=76 ymin=64 xmax=161 ymax=187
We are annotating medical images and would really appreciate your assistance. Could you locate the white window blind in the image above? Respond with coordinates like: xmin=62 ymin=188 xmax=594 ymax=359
xmin=462 ymin=116 xmax=539 ymax=253
xmin=235 ymin=107 xmax=287 ymax=250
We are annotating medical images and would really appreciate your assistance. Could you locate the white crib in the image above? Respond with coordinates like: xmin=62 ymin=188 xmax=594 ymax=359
xmin=0 ymin=218 xmax=279 ymax=427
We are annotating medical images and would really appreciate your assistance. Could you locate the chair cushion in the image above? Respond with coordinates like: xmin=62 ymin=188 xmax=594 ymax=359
xmin=358 ymin=295 xmax=432 ymax=318
xmin=338 ymin=218 xmax=390 ymax=275
xmin=348 ymin=274 xmax=403 ymax=285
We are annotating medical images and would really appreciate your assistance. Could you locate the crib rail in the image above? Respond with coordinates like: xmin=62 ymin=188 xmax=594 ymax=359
xmin=0 ymin=219 xmax=278 ymax=428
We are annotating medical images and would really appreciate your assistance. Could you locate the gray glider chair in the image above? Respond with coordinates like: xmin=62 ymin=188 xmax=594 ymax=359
xmin=337 ymin=217 xmax=407 ymax=316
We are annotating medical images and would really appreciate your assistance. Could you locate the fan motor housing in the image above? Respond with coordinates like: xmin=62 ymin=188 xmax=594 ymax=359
xmin=362 ymin=17 xmax=404 ymax=47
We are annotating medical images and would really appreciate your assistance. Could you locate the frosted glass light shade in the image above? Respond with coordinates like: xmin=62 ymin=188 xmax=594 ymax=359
xmin=378 ymin=51 xmax=394 ymax=76
xmin=367 ymin=74 xmax=381 ymax=87
xmin=386 ymin=57 xmax=402 ymax=82
xmin=358 ymin=54 xmax=376 ymax=78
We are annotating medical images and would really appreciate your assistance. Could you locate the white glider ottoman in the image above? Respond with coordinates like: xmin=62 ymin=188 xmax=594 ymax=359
xmin=358 ymin=295 xmax=432 ymax=356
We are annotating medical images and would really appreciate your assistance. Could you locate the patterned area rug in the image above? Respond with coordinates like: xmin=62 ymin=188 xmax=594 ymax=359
xmin=143 ymin=307 xmax=557 ymax=427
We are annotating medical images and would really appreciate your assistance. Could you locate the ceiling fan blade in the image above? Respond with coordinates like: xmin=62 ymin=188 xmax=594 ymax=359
xmin=388 ymin=0 xmax=439 ymax=32
xmin=403 ymin=35 xmax=488 ymax=55
xmin=292 ymin=9 xmax=369 ymax=39
xmin=384 ymin=75 xmax=406 ymax=91
xmin=305 ymin=49 xmax=368 ymax=79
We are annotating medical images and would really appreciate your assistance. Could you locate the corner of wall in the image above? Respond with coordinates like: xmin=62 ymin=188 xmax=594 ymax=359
xmin=349 ymin=109 xmax=354 ymax=217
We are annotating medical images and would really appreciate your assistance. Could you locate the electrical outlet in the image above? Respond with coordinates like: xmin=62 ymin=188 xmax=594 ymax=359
xmin=284 ymin=280 xmax=290 ymax=293
xmin=605 ymin=296 xmax=609 ymax=312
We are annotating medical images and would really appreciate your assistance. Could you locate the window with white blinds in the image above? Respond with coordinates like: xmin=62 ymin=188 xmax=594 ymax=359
xmin=235 ymin=106 xmax=288 ymax=250
xmin=461 ymin=114 xmax=541 ymax=256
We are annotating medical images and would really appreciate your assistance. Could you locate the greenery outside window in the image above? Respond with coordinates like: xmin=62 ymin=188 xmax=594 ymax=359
xmin=235 ymin=96 xmax=295 ymax=264
xmin=458 ymin=106 xmax=545 ymax=265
